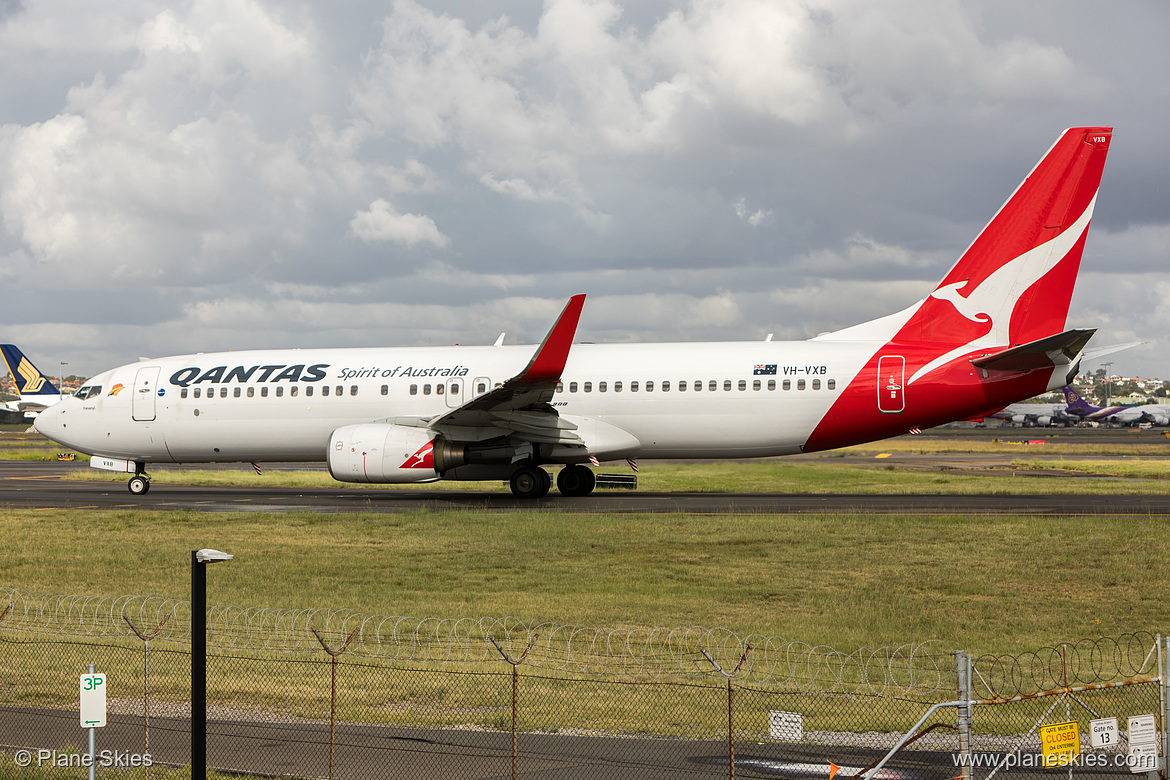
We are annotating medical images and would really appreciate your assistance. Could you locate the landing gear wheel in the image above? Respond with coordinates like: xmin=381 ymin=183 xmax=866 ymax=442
xmin=557 ymin=465 xmax=596 ymax=497
xmin=510 ymin=466 xmax=551 ymax=499
xmin=128 ymin=475 xmax=151 ymax=495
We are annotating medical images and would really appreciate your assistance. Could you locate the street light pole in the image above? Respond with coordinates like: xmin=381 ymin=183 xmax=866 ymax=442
xmin=1102 ymin=361 xmax=1113 ymax=405
xmin=191 ymin=549 xmax=232 ymax=779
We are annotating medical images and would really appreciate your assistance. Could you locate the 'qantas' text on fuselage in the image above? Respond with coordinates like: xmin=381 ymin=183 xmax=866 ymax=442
xmin=167 ymin=363 xmax=476 ymax=387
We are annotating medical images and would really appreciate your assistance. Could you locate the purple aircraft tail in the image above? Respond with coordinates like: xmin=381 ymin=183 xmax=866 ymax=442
xmin=1061 ymin=386 xmax=1123 ymax=419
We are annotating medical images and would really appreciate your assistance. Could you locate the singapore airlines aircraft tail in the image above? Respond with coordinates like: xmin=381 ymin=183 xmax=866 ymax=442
xmin=34 ymin=127 xmax=1113 ymax=497
xmin=1 ymin=344 xmax=62 ymax=418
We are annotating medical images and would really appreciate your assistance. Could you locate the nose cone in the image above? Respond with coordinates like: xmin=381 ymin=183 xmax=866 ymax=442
xmin=33 ymin=402 xmax=66 ymax=443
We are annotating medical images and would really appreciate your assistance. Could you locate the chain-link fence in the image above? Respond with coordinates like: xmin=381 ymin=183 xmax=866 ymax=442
xmin=0 ymin=588 xmax=1165 ymax=780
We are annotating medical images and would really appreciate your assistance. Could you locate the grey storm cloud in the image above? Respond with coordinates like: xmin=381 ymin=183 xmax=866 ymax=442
xmin=0 ymin=0 xmax=1167 ymax=379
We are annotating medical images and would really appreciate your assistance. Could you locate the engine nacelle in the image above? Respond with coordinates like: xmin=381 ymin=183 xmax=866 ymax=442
xmin=329 ymin=423 xmax=537 ymax=483
xmin=328 ymin=423 xmax=440 ymax=483
xmin=1036 ymin=416 xmax=1052 ymax=426
xmin=1011 ymin=414 xmax=1027 ymax=424
xmin=1151 ymin=415 xmax=1169 ymax=426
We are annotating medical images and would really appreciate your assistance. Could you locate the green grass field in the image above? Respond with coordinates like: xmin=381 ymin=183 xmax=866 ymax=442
xmin=2 ymin=430 xmax=1169 ymax=655
xmin=2 ymin=506 xmax=1166 ymax=654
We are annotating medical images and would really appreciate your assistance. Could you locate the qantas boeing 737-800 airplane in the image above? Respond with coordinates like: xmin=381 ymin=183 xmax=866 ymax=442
xmin=36 ymin=127 xmax=1113 ymax=498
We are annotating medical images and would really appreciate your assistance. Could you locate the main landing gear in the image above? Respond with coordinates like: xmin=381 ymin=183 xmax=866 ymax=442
xmin=128 ymin=466 xmax=151 ymax=495
xmin=509 ymin=466 xmax=551 ymax=499
xmin=508 ymin=464 xmax=596 ymax=499
xmin=556 ymin=464 xmax=596 ymax=497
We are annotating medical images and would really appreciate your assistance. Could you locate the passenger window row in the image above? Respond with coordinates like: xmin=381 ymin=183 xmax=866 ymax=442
xmin=555 ymin=378 xmax=836 ymax=393
xmin=178 ymin=384 xmax=361 ymax=399
xmin=407 ymin=381 xmax=499 ymax=396
xmin=121 ymin=375 xmax=837 ymax=403
xmin=409 ymin=383 xmax=460 ymax=396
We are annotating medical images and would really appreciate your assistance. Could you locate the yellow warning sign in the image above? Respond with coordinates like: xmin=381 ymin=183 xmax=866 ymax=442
xmin=1040 ymin=721 xmax=1081 ymax=765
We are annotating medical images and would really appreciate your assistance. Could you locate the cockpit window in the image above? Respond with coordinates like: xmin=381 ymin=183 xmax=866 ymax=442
xmin=74 ymin=386 xmax=102 ymax=400
xmin=74 ymin=387 xmax=89 ymax=398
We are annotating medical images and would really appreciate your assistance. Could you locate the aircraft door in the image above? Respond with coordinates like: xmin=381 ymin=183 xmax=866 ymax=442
xmin=444 ymin=378 xmax=464 ymax=408
xmin=877 ymin=356 xmax=905 ymax=414
xmin=132 ymin=367 xmax=161 ymax=421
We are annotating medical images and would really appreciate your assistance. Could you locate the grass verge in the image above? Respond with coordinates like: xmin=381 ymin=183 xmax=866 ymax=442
xmin=1 ymin=508 xmax=1165 ymax=654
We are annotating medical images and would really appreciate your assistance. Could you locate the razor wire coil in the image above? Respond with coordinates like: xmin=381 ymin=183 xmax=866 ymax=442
xmin=969 ymin=632 xmax=1158 ymax=699
xmin=0 ymin=588 xmax=1156 ymax=697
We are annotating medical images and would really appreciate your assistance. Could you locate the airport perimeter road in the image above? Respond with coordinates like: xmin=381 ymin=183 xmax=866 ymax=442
xmin=0 ymin=705 xmax=1015 ymax=780
xmin=1 ymin=460 xmax=1169 ymax=515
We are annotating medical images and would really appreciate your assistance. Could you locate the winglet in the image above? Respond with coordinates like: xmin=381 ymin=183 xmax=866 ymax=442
xmin=514 ymin=294 xmax=586 ymax=384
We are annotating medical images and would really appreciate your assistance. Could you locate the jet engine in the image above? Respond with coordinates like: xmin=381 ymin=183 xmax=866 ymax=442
xmin=328 ymin=423 xmax=520 ymax=483
xmin=328 ymin=423 xmax=441 ymax=483
xmin=1035 ymin=416 xmax=1052 ymax=426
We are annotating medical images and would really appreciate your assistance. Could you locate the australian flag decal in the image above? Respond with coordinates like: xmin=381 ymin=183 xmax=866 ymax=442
xmin=753 ymin=364 xmax=777 ymax=375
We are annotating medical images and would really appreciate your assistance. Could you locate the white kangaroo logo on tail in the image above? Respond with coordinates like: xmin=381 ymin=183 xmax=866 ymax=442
xmin=908 ymin=194 xmax=1097 ymax=385
xmin=929 ymin=280 xmax=992 ymax=324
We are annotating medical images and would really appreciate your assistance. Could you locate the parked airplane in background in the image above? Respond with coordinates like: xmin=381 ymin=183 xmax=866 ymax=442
xmin=36 ymin=127 xmax=1114 ymax=497
xmin=1063 ymin=386 xmax=1170 ymax=426
xmin=1 ymin=345 xmax=63 ymax=419
xmin=989 ymin=397 xmax=1071 ymax=427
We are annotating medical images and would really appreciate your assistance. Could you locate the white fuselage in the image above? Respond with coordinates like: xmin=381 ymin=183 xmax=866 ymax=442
xmin=35 ymin=339 xmax=876 ymax=464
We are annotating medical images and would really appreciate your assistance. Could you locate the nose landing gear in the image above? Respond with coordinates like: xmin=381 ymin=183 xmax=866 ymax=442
xmin=128 ymin=468 xmax=151 ymax=495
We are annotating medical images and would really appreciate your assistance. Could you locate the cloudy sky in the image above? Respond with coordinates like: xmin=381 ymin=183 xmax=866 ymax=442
xmin=1 ymin=0 xmax=1167 ymax=380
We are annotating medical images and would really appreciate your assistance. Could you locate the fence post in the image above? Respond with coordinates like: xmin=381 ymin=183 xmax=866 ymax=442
xmin=700 ymin=644 xmax=752 ymax=780
xmin=1161 ymin=635 xmax=1168 ymax=776
xmin=490 ymin=634 xmax=538 ymax=780
xmin=956 ymin=650 xmax=972 ymax=780
xmin=310 ymin=626 xmax=359 ymax=780
xmin=122 ymin=612 xmax=171 ymax=780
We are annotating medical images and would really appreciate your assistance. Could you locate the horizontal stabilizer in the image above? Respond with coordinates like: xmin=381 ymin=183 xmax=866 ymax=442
xmin=970 ymin=328 xmax=1096 ymax=372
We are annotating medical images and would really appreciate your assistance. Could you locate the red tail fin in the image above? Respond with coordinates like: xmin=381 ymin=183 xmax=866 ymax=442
xmin=897 ymin=128 xmax=1111 ymax=371
xmin=804 ymin=129 xmax=1113 ymax=453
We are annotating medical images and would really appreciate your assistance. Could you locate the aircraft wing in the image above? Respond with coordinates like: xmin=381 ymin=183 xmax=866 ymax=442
xmin=408 ymin=295 xmax=586 ymax=445
xmin=1082 ymin=340 xmax=1146 ymax=363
